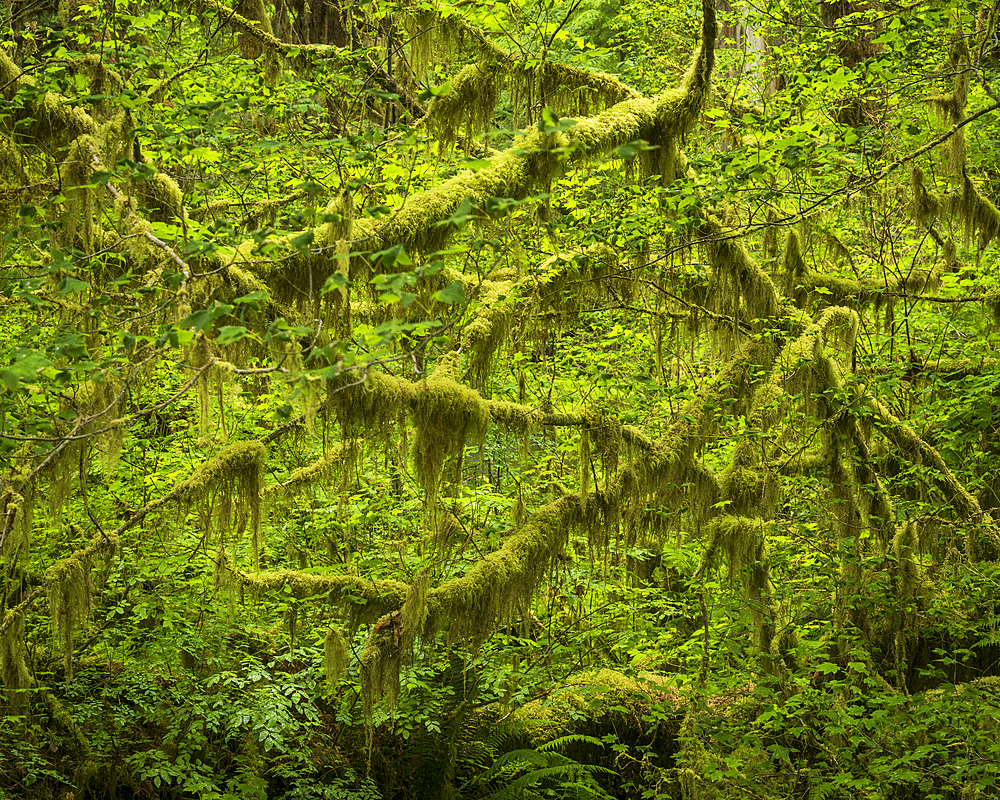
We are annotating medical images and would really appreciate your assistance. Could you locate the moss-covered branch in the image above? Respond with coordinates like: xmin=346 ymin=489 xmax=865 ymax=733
xmin=187 ymin=0 xmax=426 ymax=117
xmin=239 ymin=0 xmax=716 ymax=299
xmin=261 ymin=442 xmax=355 ymax=501
xmin=116 ymin=440 xmax=266 ymax=538
xmin=797 ymin=269 xmax=943 ymax=307
xmin=226 ymin=569 xmax=410 ymax=629
xmin=44 ymin=530 xmax=119 ymax=682
xmin=866 ymin=395 xmax=1000 ymax=560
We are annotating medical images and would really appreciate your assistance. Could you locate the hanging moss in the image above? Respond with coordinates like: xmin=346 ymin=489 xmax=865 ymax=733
xmin=893 ymin=520 xmax=930 ymax=600
xmin=700 ymin=214 xmax=781 ymax=350
xmin=783 ymin=229 xmax=807 ymax=305
xmin=64 ymin=135 xmax=98 ymax=253
xmin=135 ymin=171 xmax=186 ymax=224
xmin=323 ymin=626 xmax=349 ymax=688
xmin=324 ymin=189 xmax=354 ymax=243
xmin=868 ymin=396 xmax=1000 ymax=561
xmin=461 ymin=278 xmax=518 ymax=391
xmin=360 ymin=612 xmax=403 ymax=722
xmin=400 ymin=572 xmax=431 ymax=651
xmin=486 ymin=400 xmax=544 ymax=435
xmin=425 ymin=62 xmax=499 ymax=151
xmin=579 ymin=426 xmax=591 ymax=512
xmin=702 ymin=515 xmax=767 ymax=585
xmin=263 ymin=442 xmax=354 ymax=503
xmin=45 ymin=531 xmax=119 ymax=682
xmin=432 ymin=507 xmax=464 ymax=550
xmin=411 ymin=353 xmax=490 ymax=501
xmin=327 ymin=370 xmax=410 ymax=437
xmin=0 ymin=485 xmax=32 ymax=561
xmin=911 ymin=166 xmax=940 ymax=225
xmin=0 ymin=609 xmax=31 ymax=707
xmin=424 ymin=495 xmax=579 ymax=643
xmin=953 ymin=172 xmax=1000 ymax=250
xmin=133 ymin=440 xmax=269 ymax=560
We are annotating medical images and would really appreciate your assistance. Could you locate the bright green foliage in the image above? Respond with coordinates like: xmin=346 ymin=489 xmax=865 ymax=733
xmin=4 ymin=0 xmax=1000 ymax=798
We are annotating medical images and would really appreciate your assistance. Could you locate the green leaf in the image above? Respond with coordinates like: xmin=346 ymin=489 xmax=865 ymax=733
xmin=57 ymin=276 xmax=91 ymax=295
xmin=433 ymin=280 xmax=465 ymax=305
xmin=322 ymin=273 xmax=349 ymax=294
xmin=216 ymin=325 xmax=250 ymax=346
xmin=289 ymin=230 xmax=314 ymax=251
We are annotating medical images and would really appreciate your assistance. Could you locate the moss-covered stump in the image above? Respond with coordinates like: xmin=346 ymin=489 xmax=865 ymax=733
xmin=505 ymin=669 xmax=686 ymax=798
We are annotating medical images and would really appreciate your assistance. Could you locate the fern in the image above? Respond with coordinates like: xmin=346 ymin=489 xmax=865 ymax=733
xmin=473 ymin=739 xmax=617 ymax=800
xmin=536 ymin=734 xmax=608 ymax=753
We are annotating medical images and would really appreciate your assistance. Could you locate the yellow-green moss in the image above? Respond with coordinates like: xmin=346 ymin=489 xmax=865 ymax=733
xmin=911 ymin=165 xmax=940 ymax=225
xmin=229 ymin=569 xmax=409 ymax=629
xmin=262 ymin=442 xmax=353 ymax=501
xmin=323 ymin=627 xmax=349 ymax=687
xmin=45 ymin=531 xmax=119 ymax=682
xmin=412 ymin=354 xmax=490 ymax=500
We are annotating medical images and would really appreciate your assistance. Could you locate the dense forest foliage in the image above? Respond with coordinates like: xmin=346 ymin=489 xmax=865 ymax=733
xmin=3 ymin=0 xmax=1000 ymax=797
